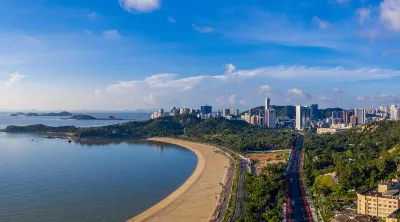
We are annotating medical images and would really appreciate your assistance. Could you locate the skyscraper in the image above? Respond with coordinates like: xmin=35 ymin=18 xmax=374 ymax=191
xmin=342 ymin=110 xmax=350 ymax=124
xmin=200 ymin=105 xmax=212 ymax=115
xmin=391 ymin=105 xmax=398 ymax=120
xmin=296 ymin=105 xmax=310 ymax=130
xmin=350 ymin=115 xmax=358 ymax=126
xmin=265 ymin=97 xmax=271 ymax=109
xmin=265 ymin=108 xmax=276 ymax=128
xmin=355 ymin=108 xmax=366 ymax=125
xmin=309 ymin=104 xmax=318 ymax=121
xmin=264 ymin=97 xmax=276 ymax=128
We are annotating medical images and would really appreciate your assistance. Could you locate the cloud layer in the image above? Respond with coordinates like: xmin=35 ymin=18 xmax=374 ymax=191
xmin=5 ymin=73 xmax=27 ymax=88
xmin=119 ymin=0 xmax=161 ymax=13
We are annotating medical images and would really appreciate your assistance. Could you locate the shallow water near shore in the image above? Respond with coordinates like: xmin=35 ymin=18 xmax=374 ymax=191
xmin=0 ymin=133 xmax=197 ymax=222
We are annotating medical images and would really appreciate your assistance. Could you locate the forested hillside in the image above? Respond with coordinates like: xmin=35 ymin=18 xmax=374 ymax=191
xmin=302 ymin=120 xmax=400 ymax=219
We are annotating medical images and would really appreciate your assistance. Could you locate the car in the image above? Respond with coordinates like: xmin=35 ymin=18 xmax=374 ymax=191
xmin=291 ymin=200 xmax=295 ymax=207
xmin=290 ymin=178 xmax=293 ymax=183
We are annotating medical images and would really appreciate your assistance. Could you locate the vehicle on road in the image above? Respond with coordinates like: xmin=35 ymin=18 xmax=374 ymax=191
xmin=290 ymin=178 xmax=293 ymax=183
xmin=291 ymin=200 xmax=295 ymax=208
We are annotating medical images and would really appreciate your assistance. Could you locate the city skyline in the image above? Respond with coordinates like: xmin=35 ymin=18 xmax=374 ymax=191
xmin=1 ymin=0 xmax=400 ymax=110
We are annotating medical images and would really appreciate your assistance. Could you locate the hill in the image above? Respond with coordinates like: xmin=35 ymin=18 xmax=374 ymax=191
xmin=317 ymin=107 xmax=343 ymax=119
xmin=240 ymin=105 xmax=296 ymax=118
xmin=41 ymin=111 xmax=73 ymax=116
xmin=241 ymin=106 xmax=345 ymax=120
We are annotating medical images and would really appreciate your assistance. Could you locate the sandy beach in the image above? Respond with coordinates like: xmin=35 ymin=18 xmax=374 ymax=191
xmin=127 ymin=138 xmax=230 ymax=222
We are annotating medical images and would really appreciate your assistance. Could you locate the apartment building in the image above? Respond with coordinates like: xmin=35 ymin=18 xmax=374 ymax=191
xmin=357 ymin=178 xmax=400 ymax=220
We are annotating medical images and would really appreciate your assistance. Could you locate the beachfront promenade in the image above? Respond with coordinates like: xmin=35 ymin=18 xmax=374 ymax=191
xmin=128 ymin=138 xmax=230 ymax=222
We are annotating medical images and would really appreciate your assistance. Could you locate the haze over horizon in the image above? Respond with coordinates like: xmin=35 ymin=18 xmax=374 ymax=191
xmin=1 ymin=0 xmax=400 ymax=110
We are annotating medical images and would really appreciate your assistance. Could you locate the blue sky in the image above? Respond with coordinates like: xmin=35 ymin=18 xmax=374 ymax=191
xmin=1 ymin=0 xmax=400 ymax=111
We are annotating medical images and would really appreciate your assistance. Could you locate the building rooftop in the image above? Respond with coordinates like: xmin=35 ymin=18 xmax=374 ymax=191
xmin=332 ymin=214 xmax=373 ymax=222
xmin=359 ymin=181 xmax=400 ymax=198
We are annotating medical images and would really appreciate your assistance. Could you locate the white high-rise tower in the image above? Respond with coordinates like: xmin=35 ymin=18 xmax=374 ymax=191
xmin=264 ymin=97 xmax=276 ymax=128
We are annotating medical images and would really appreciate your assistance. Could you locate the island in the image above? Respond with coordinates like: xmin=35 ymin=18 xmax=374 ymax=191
xmin=61 ymin=114 xmax=123 ymax=121
xmin=10 ymin=111 xmax=73 ymax=117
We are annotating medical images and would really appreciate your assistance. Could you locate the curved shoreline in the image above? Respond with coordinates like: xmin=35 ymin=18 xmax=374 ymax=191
xmin=128 ymin=138 xmax=229 ymax=222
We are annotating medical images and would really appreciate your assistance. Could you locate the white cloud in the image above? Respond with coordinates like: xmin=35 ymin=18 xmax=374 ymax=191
xmin=380 ymin=0 xmax=400 ymax=31
xmin=119 ymin=0 xmax=160 ymax=13
xmin=88 ymin=12 xmax=99 ymax=19
xmin=356 ymin=96 xmax=365 ymax=101
xmin=228 ymin=94 xmax=236 ymax=104
xmin=357 ymin=8 xmax=371 ymax=25
xmin=107 ymin=73 xmax=213 ymax=95
xmin=311 ymin=16 xmax=330 ymax=30
xmin=288 ymin=88 xmax=312 ymax=99
xmin=103 ymin=29 xmax=120 ymax=39
xmin=168 ymin=16 xmax=176 ymax=23
xmin=259 ymin=84 xmax=280 ymax=96
xmin=332 ymin=87 xmax=345 ymax=93
xmin=235 ymin=66 xmax=400 ymax=81
xmin=216 ymin=96 xmax=225 ymax=105
xmin=5 ymin=72 xmax=27 ymax=88
xmin=192 ymin=24 xmax=213 ymax=33
xmin=364 ymin=93 xmax=400 ymax=103
xmin=143 ymin=93 xmax=157 ymax=105
xmin=319 ymin=95 xmax=334 ymax=101
xmin=239 ymin=100 xmax=248 ymax=105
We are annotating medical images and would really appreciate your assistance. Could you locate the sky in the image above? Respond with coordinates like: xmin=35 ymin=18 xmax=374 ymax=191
xmin=1 ymin=0 xmax=400 ymax=111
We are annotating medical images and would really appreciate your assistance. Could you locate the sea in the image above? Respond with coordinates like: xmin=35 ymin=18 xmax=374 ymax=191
xmin=0 ymin=113 xmax=198 ymax=222
xmin=0 ymin=112 xmax=151 ymax=129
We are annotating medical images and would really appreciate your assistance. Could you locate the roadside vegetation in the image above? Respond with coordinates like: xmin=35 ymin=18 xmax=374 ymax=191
xmin=223 ymin=158 xmax=240 ymax=222
xmin=236 ymin=162 xmax=286 ymax=222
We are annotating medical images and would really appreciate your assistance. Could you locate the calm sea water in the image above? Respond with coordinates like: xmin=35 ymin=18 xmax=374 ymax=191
xmin=0 ymin=133 xmax=197 ymax=222
xmin=0 ymin=112 xmax=151 ymax=129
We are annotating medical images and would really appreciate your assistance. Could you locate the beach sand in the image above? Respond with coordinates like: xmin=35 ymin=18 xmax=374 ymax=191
xmin=127 ymin=138 xmax=230 ymax=222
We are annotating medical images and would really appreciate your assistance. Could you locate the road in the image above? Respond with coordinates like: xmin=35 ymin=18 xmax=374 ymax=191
xmin=286 ymin=135 xmax=313 ymax=222
xmin=233 ymin=157 xmax=250 ymax=221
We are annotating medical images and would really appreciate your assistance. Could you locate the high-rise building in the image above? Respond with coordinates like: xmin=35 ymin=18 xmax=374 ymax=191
xmin=264 ymin=98 xmax=276 ymax=128
xmin=265 ymin=97 xmax=271 ymax=109
xmin=230 ymin=109 xmax=239 ymax=116
xmin=393 ymin=107 xmax=400 ymax=121
xmin=355 ymin=108 xmax=366 ymax=125
xmin=296 ymin=105 xmax=310 ymax=130
xmin=309 ymin=104 xmax=318 ymax=121
xmin=151 ymin=108 xmax=165 ymax=119
xmin=331 ymin=111 xmax=342 ymax=119
xmin=265 ymin=108 xmax=276 ymax=128
xmin=200 ymin=105 xmax=212 ymax=115
xmin=342 ymin=110 xmax=350 ymax=124
xmin=350 ymin=115 xmax=357 ymax=126
xmin=222 ymin=108 xmax=230 ymax=117
xmin=391 ymin=105 xmax=398 ymax=120
xmin=170 ymin=107 xmax=178 ymax=116
xmin=380 ymin=105 xmax=390 ymax=113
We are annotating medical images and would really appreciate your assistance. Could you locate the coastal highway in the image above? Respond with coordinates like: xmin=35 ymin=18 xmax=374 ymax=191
xmin=286 ymin=134 xmax=313 ymax=222
xmin=233 ymin=157 xmax=250 ymax=221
